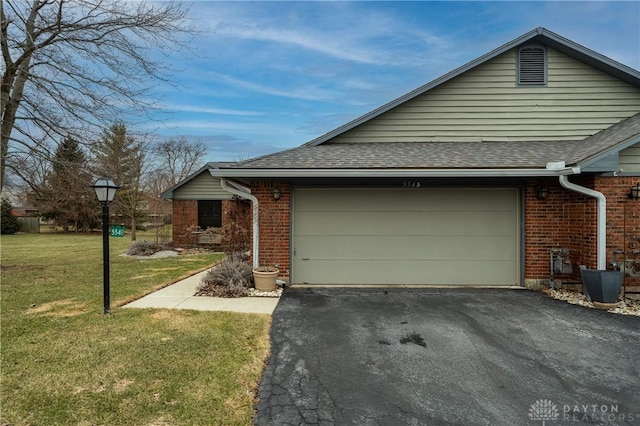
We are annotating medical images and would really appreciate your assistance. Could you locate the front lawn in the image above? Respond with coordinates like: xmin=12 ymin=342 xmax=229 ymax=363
xmin=1 ymin=232 xmax=271 ymax=425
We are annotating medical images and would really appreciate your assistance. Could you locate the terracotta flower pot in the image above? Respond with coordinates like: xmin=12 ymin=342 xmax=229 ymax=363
xmin=253 ymin=267 xmax=279 ymax=291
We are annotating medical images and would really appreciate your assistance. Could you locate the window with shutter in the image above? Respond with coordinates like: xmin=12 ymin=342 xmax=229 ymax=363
xmin=517 ymin=45 xmax=546 ymax=86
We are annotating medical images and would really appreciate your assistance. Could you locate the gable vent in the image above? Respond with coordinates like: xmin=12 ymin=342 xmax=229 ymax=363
xmin=518 ymin=45 xmax=546 ymax=86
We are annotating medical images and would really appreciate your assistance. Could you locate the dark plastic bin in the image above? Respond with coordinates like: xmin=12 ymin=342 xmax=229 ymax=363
xmin=580 ymin=269 xmax=623 ymax=303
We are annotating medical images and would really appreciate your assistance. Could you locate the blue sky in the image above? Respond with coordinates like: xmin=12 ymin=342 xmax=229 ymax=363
xmin=147 ymin=1 xmax=640 ymax=163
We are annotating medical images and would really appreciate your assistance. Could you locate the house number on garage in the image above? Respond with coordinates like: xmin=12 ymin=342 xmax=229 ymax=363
xmin=402 ymin=181 xmax=421 ymax=188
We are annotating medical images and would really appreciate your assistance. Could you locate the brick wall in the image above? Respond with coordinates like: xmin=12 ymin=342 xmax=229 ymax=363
xmin=172 ymin=199 xmax=251 ymax=247
xmin=252 ymin=181 xmax=290 ymax=278
xmin=594 ymin=176 xmax=640 ymax=287
xmin=172 ymin=200 xmax=198 ymax=245
xmin=524 ymin=176 xmax=640 ymax=287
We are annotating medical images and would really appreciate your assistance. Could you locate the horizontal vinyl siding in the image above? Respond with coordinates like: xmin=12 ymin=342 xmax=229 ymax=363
xmin=330 ymin=48 xmax=640 ymax=144
xmin=173 ymin=172 xmax=234 ymax=200
xmin=620 ymin=143 xmax=640 ymax=173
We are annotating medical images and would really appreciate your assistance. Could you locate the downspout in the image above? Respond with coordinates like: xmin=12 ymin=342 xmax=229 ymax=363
xmin=220 ymin=178 xmax=260 ymax=270
xmin=558 ymin=175 xmax=607 ymax=270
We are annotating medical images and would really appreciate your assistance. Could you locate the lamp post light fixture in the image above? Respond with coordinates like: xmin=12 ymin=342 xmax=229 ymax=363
xmin=91 ymin=177 xmax=119 ymax=315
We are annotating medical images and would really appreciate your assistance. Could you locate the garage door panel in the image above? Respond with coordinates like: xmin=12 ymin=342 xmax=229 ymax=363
xmin=296 ymin=188 xmax=516 ymax=212
xmin=295 ymin=235 xmax=517 ymax=260
xmin=293 ymin=188 xmax=519 ymax=286
xmin=296 ymin=210 xmax=516 ymax=236
xmin=295 ymin=259 xmax=518 ymax=285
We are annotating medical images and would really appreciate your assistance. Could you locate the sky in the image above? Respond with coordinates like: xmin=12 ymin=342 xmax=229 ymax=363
xmin=146 ymin=1 xmax=640 ymax=163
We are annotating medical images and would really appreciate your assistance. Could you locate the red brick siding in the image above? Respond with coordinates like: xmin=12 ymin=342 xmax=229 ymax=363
xmin=524 ymin=176 xmax=640 ymax=287
xmin=172 ymin=200 xmax=198 ymax=245
xmin=594 ymin=176 xmax=640 ymax=287
xmin=252 ymin=181 xmax=290 ymax=278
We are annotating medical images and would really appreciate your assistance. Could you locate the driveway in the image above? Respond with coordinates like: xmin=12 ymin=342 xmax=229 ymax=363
xmin=254 ymin=288 xmax=640 ymax=425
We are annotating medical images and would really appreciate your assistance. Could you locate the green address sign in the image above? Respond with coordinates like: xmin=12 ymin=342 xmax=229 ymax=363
xmin=110 ymin=225 xmax=125 ymax=237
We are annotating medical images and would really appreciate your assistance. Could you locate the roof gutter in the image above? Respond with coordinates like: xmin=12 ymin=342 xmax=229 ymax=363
xmin=547 ymin=162 xmax=607 ymax=270
xmin=219 ymin=178 xmax=260 ymax=270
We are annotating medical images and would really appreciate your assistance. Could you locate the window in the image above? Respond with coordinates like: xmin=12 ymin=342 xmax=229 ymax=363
xmin=517 ymin=44 xmax=546 ymax=86
xmin=198 ymin=200 xmax=222 ymax=229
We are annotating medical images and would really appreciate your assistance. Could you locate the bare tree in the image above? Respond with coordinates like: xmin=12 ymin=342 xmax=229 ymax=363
xmin=1 ymin=0 xmax=194 ymax=191
xmin=149 ymin=137 xmax=207 ymax=193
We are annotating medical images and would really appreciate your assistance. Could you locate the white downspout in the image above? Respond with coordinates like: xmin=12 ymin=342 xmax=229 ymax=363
xmin=220 ymin=178 xmax=260 ymax=270
xmin=558 ymin=175 xmax=607 ymax=270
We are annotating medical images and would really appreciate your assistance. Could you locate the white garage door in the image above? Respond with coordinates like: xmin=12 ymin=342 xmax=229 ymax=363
xmin=292 ymin=188 xmax=520 ymax=285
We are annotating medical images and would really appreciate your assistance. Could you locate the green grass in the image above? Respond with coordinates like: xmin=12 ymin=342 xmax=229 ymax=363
xmin=1 ymin=232 xmax=271 ymax=425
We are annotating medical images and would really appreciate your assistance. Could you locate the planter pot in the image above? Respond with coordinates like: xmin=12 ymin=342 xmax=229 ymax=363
xmin=253 ymin=267 xmax=279 ymax=291
xmin=580 ymin=269 xmax=623 ymax=303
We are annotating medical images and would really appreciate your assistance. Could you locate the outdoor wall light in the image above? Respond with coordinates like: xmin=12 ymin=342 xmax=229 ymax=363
xmin=273 ymin=188 xmax=281 ymax=201
xmin=629 ymin=182 xmax=640 ymax=200
xmin=91 ymin=177 xmax=120 ymax=315
xmin=536 ymin=186 xmax=548 ymax=201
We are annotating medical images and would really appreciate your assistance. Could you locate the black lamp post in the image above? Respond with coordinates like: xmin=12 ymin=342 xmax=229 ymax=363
xmin=91 ymin=177 xmax=119 ymax=315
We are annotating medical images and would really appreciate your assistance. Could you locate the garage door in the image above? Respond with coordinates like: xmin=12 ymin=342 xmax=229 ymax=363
xmin=292 ymin=188 xmax=520 ymax=285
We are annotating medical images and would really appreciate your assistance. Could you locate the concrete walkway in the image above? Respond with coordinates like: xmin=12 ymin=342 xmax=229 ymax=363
xmin=123 ymin=270 xmax=279 ymax=314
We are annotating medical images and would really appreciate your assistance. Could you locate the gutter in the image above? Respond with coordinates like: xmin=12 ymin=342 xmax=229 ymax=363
xmin=219 ymin=178 xmax=260 ymax=270
xmin=547 ymin=162 xmax=607 ymax=270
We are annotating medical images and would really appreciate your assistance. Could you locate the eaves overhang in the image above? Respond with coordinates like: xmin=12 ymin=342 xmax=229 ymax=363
xmin=208 ymin=167 xmax=579 ymax=179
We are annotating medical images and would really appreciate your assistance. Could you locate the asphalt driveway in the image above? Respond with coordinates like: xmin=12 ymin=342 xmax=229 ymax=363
xmin=254 ymin=288 xmax=640 ymax=425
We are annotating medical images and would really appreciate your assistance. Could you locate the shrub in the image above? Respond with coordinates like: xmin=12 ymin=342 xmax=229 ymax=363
xmin=1 ymin=199 xmax=20 ymax=235
xmin=221 ymin=222 xmax=250 ymax=255
xmin=197 ymin=254 xmax=254 ymax=297
xmin=126 ymin=240 xmax=161 ymax=256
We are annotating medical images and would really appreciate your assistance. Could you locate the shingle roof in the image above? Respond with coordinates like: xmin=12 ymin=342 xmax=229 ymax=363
xmin=567 ymin=112 xmax=640 ymax=165
xmin=230 ymin=140 xmax=580 ymax=169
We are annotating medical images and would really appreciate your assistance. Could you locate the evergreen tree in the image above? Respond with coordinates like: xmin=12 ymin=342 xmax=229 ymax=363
xmin=35 ymin=138 xmax=97 ymax=232
xmin=1 ymin=199 xmax=20 ymax=234
xmin=93 ymin=123 xmax=148 ymax=240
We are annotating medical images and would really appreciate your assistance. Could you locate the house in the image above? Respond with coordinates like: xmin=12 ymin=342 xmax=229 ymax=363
xmin=162 ymin=27 xmax=640 ymax=290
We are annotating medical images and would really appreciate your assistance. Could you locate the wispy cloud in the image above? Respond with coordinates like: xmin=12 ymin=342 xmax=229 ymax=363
xmin=206 ymin=72 xmax=339 ymax=102
xmin=211 ymin=22 xmax=387 ymax=65
xmin=165 ymin=104 xmax=263 ymax=116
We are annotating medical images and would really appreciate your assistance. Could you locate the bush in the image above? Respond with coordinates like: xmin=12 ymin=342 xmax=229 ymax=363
xmin=1 ymin=199 xmax=20 ymax=235
xmin=221 ymin=222 xmax=250 ymax=254
xmin=126 ymin=240 xmax=161 ymax=256
xmin=197 ymin=254 xmax=254 ymax=297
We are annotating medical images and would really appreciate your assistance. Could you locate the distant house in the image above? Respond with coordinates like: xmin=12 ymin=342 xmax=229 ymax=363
xmin=11 ymin=206 xmax=40 ymax=233
xmin=11 ymin=206 xmax=39 ymax=217
xmin=163 ymin=28 xmax=640 ymax=290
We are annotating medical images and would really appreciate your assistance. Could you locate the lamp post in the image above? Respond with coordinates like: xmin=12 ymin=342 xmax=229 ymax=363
xmin=91 ymin=177 xmax=119 ymax=315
